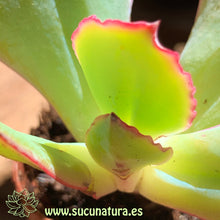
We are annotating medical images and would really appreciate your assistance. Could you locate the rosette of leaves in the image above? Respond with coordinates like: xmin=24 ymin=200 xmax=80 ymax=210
xmin=0 ymin=0 xmax=219 ymax=219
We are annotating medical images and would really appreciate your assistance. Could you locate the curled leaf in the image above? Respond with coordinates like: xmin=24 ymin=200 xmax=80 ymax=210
xmin=86 ymin=113 xmax=172 ymax=179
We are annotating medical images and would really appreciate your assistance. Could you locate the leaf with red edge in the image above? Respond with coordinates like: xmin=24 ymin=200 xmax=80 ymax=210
xmin=0 ymin=122 xmax=91 ymax=191
xmin=0 ymin=122 xmax=117 ymax=198
xmin=86 ymin=113 xmax=172 ymax=179
xmin=72 ymin=16 xmax=196 ymax=138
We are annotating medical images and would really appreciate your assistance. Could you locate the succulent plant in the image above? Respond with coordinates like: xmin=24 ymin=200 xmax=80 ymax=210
xmin=0 ymin=0 xmax=219 ymax=219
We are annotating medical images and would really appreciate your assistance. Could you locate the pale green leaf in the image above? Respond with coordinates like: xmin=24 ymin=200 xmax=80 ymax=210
xmin=156 ymin=125 xmax=220 ymax=189
xmin=0 ymin=0 xmax=132 ymax=141
xmin=180 ymin=0 xmax=220 ymax=132
xmin=0 ymin=122 xmax=91 ymax=190
xmin=0 ymin=122 xmax=117 ymax=198
xmin=138 ymin=125 xmax=220 ymax=220
xmin=139 ymin=166 xmax=220 ymax=220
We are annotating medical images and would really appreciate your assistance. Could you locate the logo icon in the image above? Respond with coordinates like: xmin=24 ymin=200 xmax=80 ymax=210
xmin=6 ymin=188 xmax=39 ymax=218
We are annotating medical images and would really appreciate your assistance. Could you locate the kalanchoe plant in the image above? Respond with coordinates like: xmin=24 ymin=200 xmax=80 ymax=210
xmin=0 ymin=0 xmax=219 ymax=219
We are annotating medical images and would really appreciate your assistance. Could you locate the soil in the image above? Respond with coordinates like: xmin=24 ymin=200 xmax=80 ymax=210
xmin=18 ymin=108 xmax=200 ymax=220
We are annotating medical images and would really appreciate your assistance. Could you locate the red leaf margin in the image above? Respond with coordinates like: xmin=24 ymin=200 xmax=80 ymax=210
xmin=0 ymin=134 xmax=88 ymax=191
xmin=71 ymin=15 xmax=197 ymax=131
xmin=86 ymin=112 xmax=173 ymax=155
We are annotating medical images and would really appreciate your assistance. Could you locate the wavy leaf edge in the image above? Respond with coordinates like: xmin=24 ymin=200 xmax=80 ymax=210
xmin=71 ymin=15 xmax=197 ymax=133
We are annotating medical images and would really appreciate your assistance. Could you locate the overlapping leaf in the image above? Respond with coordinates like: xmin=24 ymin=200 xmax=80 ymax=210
xmin=0 ymin=122 xmax=117 ymax=198
xmin=0 ymin=0 xmax=132 ymax=141
xmin=157 ymin=125 xmax=220 ymax=189
xmin=139 ymin=166 xmax=220 ymax=220
xmin=86 ymin=113 xmax=172 ymax=179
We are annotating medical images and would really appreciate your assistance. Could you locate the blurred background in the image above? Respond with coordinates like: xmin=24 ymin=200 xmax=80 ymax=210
xmin=0 ymin=0 xmax=198 ymax=218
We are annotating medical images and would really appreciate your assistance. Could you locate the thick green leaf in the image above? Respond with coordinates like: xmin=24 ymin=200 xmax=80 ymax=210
xmin=72 ymin=16 xmax=196 ymax=138
xmin=180 ymin=0 xmax=220 ymax=132
xmin=0 ymin=0 xmax=132 ymax=141
xmin=86 ymin=113 xmax=172 ymax=180
xmin=155 ymin=125 xmax=220 ymax=189
xmin=0 ymin=122 xmax=117 ymax=198
xmin=139 ymin=166 xmax=220 ymax=220
xmin=0 ymin=122 xmax=91 ymax=190
xmin=138 ymin=125 xmax=220 ymax=219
